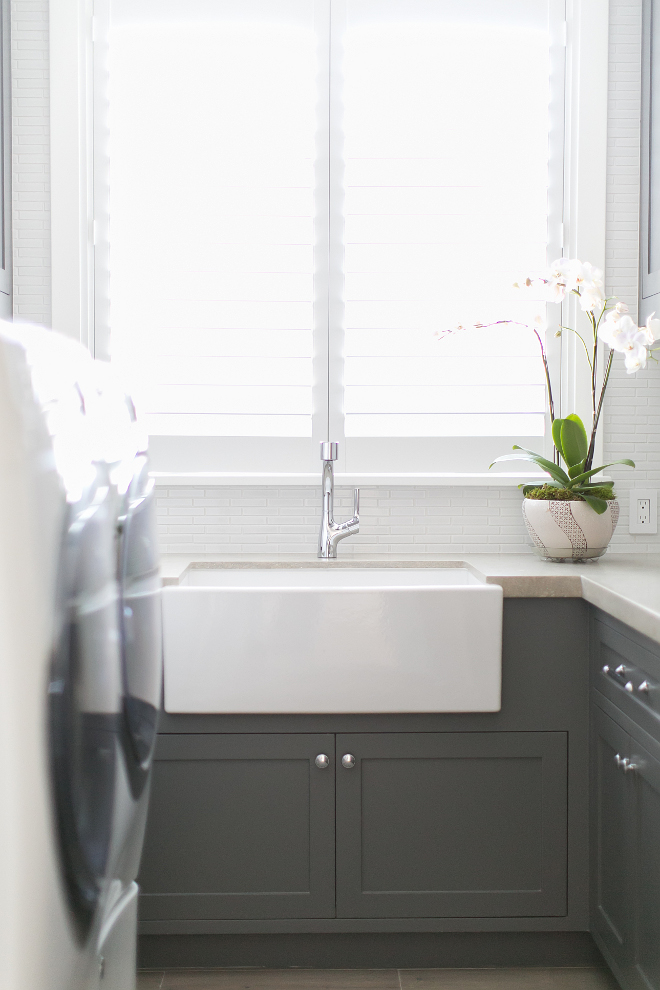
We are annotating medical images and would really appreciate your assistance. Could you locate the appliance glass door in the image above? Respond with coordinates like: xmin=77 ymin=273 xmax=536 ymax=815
xmin=49 ymin=483 xmax=122 ymax=937
xmin=119 ymin=455 xmax=162 ymax=793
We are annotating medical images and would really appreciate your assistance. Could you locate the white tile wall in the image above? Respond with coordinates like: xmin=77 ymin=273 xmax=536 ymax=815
xmin=13 ymin=0 xmax=660 ymax=555
xmin=604 ymin=0 xmax=660 ymax=553
xmin=156 ymin=486 xmax=530 ymax=556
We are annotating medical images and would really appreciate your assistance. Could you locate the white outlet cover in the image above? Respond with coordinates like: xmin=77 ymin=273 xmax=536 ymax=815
xmin=629 ymin=488 xmax=658 ymax=534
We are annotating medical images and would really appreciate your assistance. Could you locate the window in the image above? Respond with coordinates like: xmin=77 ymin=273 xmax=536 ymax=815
xmin=48 ymin=0 xmax=609 ymax=481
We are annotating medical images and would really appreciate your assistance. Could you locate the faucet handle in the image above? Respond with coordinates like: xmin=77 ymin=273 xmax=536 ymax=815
xmin=353 ymin=487 xmax=360 ymax=519
xmin=320 ymin=441 xmax=338 ymax=461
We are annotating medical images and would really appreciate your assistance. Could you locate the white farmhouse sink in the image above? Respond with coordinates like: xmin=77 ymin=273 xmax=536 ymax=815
xmin=162 ymin=566 xmax=503 ymax=714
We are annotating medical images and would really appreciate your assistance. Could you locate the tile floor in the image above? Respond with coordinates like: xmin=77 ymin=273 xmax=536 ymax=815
xmin=136 ymin=968 xmax=620 ymax=990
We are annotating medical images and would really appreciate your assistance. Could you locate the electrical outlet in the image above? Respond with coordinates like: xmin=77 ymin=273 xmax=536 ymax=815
xmin=629 ymin=489 xmax=658 ymax=534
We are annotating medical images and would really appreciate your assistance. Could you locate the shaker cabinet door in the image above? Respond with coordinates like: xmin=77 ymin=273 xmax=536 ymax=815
xmin=335 ymin=731 xmax=567 ymax=919
xmin=138 ymin=733 xmax=335 ymax=920
xmin=591 ymin=706 xmax=634 ymax=976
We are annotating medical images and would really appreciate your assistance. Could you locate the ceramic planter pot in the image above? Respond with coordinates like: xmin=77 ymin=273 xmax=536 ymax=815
xmin=522 ymin=497 xmax=620 ymax=561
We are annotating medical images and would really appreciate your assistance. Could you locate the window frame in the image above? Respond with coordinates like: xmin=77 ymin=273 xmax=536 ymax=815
xmin=640 ymin=0 xmax=660 ymax=324
xmin=49 ymin=0 xmax=609 ymax=486
xmin=0 ymin=0 xmax=11 ymax=314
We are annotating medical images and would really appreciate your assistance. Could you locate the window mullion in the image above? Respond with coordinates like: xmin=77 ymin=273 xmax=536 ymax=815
xmin=545 ymin=0 xmax=567 ymax=450
xmin=313 ymin=0 xmax=331 ymax=452
xmin=327 ymin=0 xmax=347 ymax=466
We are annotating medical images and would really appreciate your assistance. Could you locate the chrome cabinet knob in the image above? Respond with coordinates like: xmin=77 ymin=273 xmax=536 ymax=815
xmin=625 ymin=681 xmax=634 ymax=693
xmin=602 ymin=665 xmax=610 ymax=674
xmin=622 ymin=758 xmax=638 ymax=774
xmin=342 ymin=753 xmax=356 ymax=769
xmin=315 ymin=754 xmax=330 ymax=769
xmin=639 ymin=681 xmax=650 ymax=694
xmin=615 ymin=753 xmax=624 ymax=767
xmin=615 ymin=664 xmax=628 ymax=676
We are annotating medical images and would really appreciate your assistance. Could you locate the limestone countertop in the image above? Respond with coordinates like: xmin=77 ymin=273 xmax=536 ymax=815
xmin=160 ymin=552 xmax=660 ymax=646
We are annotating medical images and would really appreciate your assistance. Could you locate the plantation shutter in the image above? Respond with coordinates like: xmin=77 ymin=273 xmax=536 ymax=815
xmin=337 ymin=0 xmax=557 ymax=474
xmin=98 ymin=0 xmax=561 ymax=478
xmin=106 ymin=0 xmax=319 ymax=473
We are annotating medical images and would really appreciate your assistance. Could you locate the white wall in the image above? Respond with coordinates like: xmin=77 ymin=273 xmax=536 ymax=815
xmin=14 ymin=0 xmax=660 ymax=554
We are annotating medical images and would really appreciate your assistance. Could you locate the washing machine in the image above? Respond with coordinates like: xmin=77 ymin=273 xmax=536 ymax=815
xmin=80 ymin=358 xmax=162 ymax=988
xmin=0 ymin=323 xmax=161 ymax=990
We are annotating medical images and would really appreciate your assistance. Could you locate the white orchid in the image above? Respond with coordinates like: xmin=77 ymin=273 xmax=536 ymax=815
xmin=598 ymin=312 xmax=637 ymax=351
xmin=623 ymin=330 xmax=651 ymax=373
xmin=598 ymin=310 xmax=660 ymax=373
xmin=546 ymin=257 xmax=578 ymax=302
xmin=454 ymin=261 xmax=656 ymax=504
xmin=573 ymin=261 xmax=605 ymax=312
xmin=641 ymin=312 xmax=660 ymax=346
xmin=540 ymin=258 xmax=604 ymax=310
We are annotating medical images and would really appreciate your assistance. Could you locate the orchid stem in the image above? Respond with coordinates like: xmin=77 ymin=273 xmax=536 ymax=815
xmin=585 ymin=349 xmax=614 ymax=472
xmin=559 ymin=325 xmax=592 ymax=370
xmin=532 ymin=328 xmax=555 ymax=422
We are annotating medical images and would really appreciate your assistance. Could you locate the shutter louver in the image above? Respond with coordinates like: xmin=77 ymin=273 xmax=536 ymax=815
xmin=108 ymin=2 xmax=317 ymax=439
xmin=342 ymin=2 xmax=551 ymax=442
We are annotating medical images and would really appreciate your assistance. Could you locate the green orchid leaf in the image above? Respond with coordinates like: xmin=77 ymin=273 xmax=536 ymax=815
xmin=568 ymin=458 xmax=586 ymax=479
xmin=561 ymin=415 xmax=588 ymax=468
xmin=491 ymin=450 xmax=571 ymax=486
xmin=566 ymin=412 xmax=588 ymax=434
xmin=569 ymin=459 xmax=635 ymax=486
xmin=579 ymin=494 xmax=609 ymax=514
xmin=551 ymin=419 xmax=566 ymax=462
xmin=580 ymin=480 xmax=615 ymax=489
xmin=511 ymin=446 xmax=572 ymax=484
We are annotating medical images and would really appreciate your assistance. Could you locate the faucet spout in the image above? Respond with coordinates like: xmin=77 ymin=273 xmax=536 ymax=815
xmin=317 ymin=442 xmax=360 ymax=558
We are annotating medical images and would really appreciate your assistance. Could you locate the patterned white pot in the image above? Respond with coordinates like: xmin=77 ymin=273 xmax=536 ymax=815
xmin=522 ymin=498 xmax=620 ymax=561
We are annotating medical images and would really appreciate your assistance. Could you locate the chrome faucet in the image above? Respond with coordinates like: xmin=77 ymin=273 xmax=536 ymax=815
xmin=318 ymin=442 xmax=359 ymax=558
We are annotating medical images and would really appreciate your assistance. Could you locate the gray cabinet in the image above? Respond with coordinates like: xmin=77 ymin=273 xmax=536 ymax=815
xmin=633 ymin=733 xmax=660 ymax=990
xmin=591 ymin=611 xmax=660 ymax=990
xmin=591 ymin=706 xmax=634 ymax=974
xmin=592 ymin=705 xmax=660 ymax=990
xmin=140 ymin=730 xmax=569 ymax=924
xmin=138 ymin=734 xmax=335 ymax=920
xmin=335 ymin=731 xmax=567 ymax=919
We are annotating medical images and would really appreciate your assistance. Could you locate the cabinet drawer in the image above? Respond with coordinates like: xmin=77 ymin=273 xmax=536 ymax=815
xmin=336 ymin=731 xmax=567 ymax=919
xmin=591 ymin=615 xmax=660 ymax=742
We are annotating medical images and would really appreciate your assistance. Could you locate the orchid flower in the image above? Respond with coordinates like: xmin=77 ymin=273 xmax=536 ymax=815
xmin=543 ymin=257 xmax=577 ymax=302
xmin=448 ymin=259 xmax=658 ymax=502
xmin=598 ymin=311 xmax=660 ymax=373
xmin=573 ymin=261 xmax=605 ymax=312
xmin=641 ymin=312 xmax=660 ymax=345
xmin=598 ymin=312 xmax=638 ymax=351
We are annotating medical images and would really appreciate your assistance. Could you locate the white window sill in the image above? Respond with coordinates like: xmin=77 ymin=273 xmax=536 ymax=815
xmin=150 ymin=471 xmax=551 ymax=488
